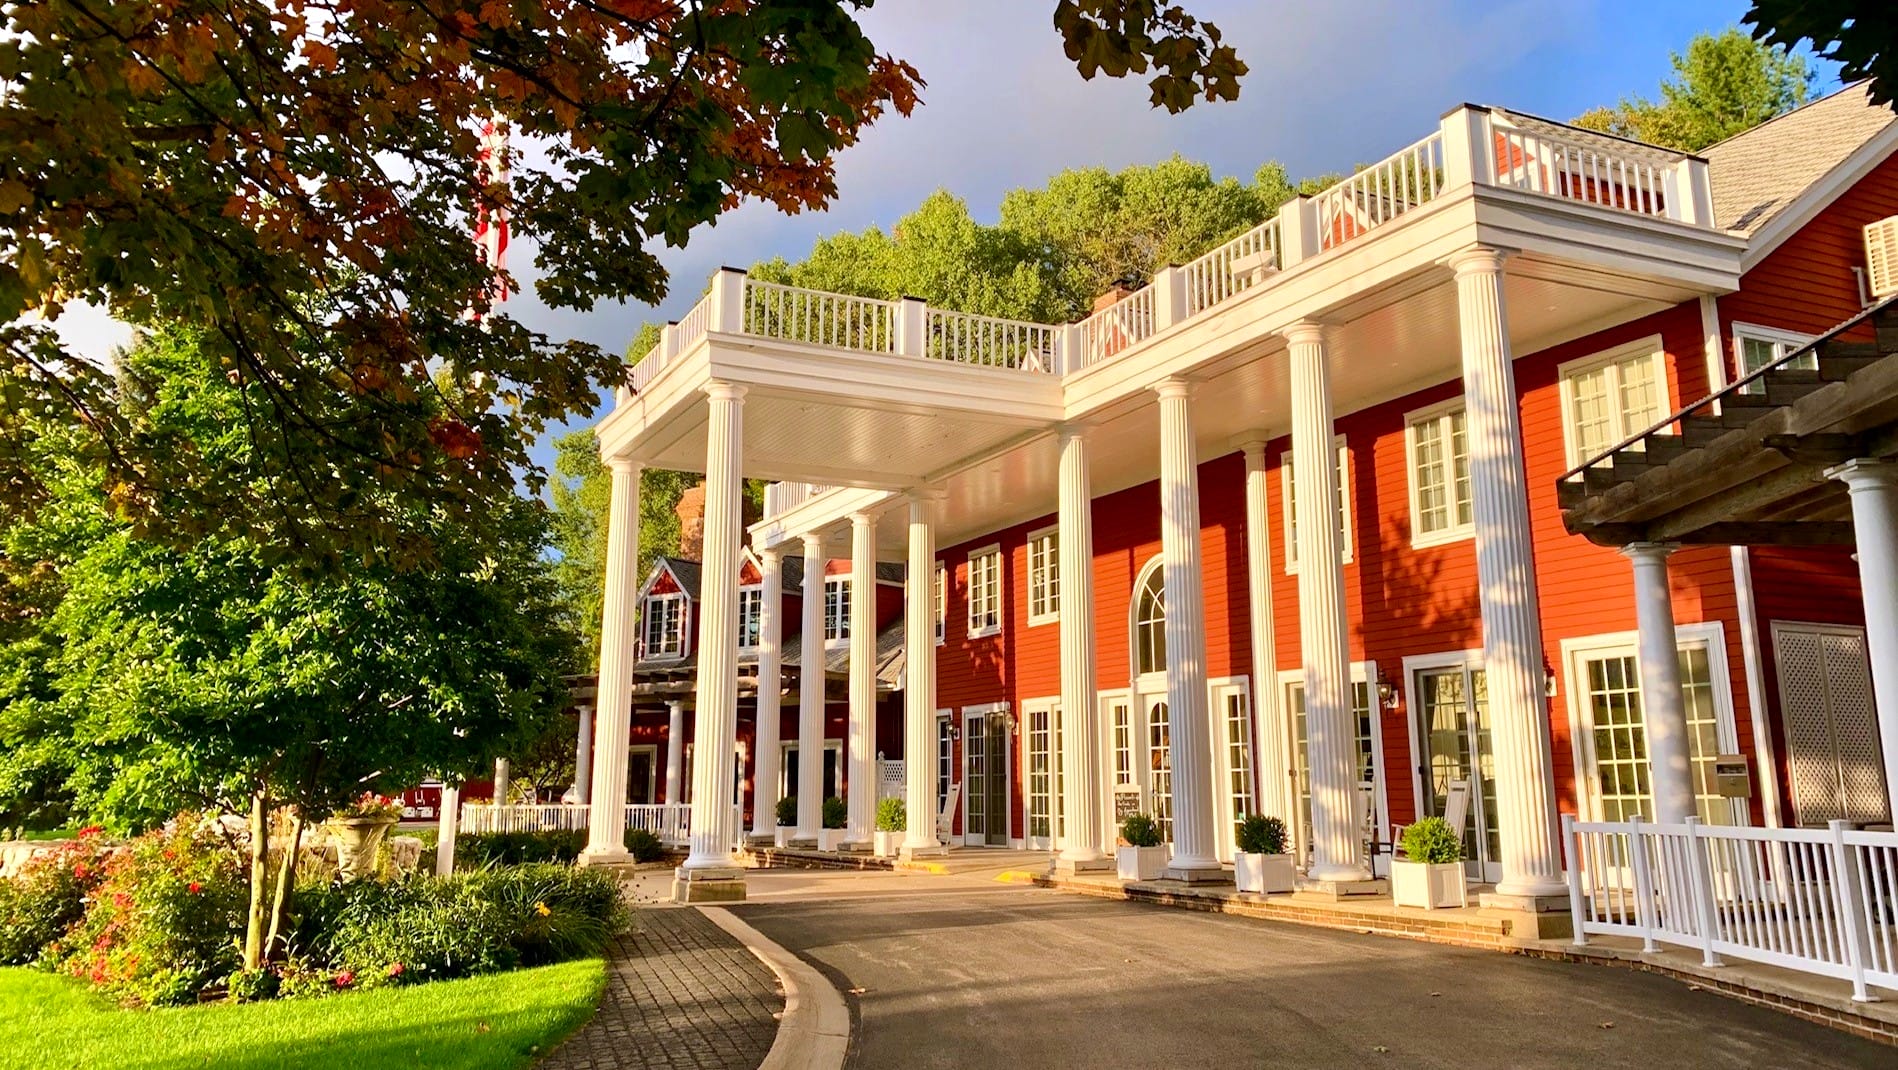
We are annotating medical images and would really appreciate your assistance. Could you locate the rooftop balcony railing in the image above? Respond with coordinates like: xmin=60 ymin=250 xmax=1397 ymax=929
xmin=623 ymin=105 xmax=1713 ymax=407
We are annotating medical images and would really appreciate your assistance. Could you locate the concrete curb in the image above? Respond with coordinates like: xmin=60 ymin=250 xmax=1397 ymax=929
xmin=699 ymin=906 xmax=850 ymax=1070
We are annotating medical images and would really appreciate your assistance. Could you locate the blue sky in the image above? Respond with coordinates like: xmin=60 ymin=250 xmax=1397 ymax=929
xmin=49 ymin=0 xmax=1839 ymax=480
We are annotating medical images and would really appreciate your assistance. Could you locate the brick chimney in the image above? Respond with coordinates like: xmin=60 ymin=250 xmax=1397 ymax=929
xmin=1092 ymin=277 xmax=1141 ymax=313
xmin=675 ymin=482 xmax=706 ymax=560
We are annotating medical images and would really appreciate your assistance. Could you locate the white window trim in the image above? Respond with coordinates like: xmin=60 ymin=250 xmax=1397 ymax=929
xmin=1556 ymin=334 xmax=1671 ymax=468
xmin=643 ymin=591 xmax=689 ymax=659
xmin=1403 ymin=397 xmax=1474 ymax=550
xmin=1021 ymin=695 xmax=1062 ymax=849
xmin=933 ymin=563 xmax=946 ymax=646
xmin=1208 ymin=675 xmax=1253 ymax=864
xmin=1400 ymin=648 xmax=1484 ymax=834
xmin=1275 ymin=660 xmax=1388 ymax=862
xmin=737 ymin=583 xmax=763 ymax=651
xmin=1559 ymin=621 xmax=1744 ymax=825
xmin=1281 ymin=435 xmax=1353 ymax=575
xmin=1025 ymin=525 xmax=1060 ymax=627
xmin=966 ymin=543 xmax=1003 ymax=640
xmin=1731 ymin=321 xmax=1816 ymax=391
xmin=823 ymin=575 xmax=850 ymax=650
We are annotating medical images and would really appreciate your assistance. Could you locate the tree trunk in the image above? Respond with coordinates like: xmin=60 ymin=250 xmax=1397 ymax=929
xmin=243 ymin=788 xmax=269 ymax=971
xmin=264 ymin=810 xmax=304 ymax=961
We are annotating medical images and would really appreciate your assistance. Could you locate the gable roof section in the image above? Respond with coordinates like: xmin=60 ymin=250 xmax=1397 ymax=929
xmin=1702 ymin=83 xmax=1898 ymax=267
xmin=637 ymin=556 xmax=702 ymax=602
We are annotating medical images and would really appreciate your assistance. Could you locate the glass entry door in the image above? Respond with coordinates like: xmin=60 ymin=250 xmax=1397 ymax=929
xmin=1145 ymin=697 xmax=1173 ymax=844
xmin=1413 ymin=665 xmax=1501 ymax=883
xmin=963 ymin=709 xmax=1011 ymax=846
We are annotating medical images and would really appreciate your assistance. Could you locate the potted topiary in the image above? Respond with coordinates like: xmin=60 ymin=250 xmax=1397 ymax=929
xmin=1116 ymin=813 xmax=1167 ymax=881
xmin=774 ymin=796 xmax=796 ymax=848
xmin=1392 ymin=816 xmax=1466 ymax=909
xmin=818 ymin=796 xmax=848 ymax=852
xmin=874 ymin=797 xmax=905 ymax=857
xmin=1233 ymin=814 xmax=1294 ymax=894
xmin=326 ymin=793 xmax=402 ymax=882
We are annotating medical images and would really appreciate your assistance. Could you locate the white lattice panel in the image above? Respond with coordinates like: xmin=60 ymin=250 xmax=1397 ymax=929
xmin=1821 ymin=631 xmax=1890 ymax=825
xmin=1775 ymin=622 xmax=1892 ymax=826
xmin=1777 ymin=625 xmax=1842 ymax=825
xmin=877 ymin=759 xmax=905 ymax=802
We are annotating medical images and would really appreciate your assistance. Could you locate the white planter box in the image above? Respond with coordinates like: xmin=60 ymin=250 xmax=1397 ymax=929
xmin=818 ymin=828 xmax=846 ymax=852
xmin=1390 ymin=859 xmax=1467 ymax=909
xmin=874 ymin=830 xmax=900 ymax=857
xmin=1117 ymin=845 xmax=1168 ymax=882
xmin=1234 ymin=852 xmax=1296 ymax=894
xmin=774 ymin=826 xmax=792 ymax=848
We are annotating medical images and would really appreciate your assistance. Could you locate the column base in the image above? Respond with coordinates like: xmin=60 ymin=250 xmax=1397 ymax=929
xmin=787 ymin=835 xmax=818 ymax=848
xmin=1054 ymin=854 xmax=1114 ymax=875
xmin=743 ymin=832 xmax=778 ymax=848
xmin=1296 ymin=876 xmax=1389 ymax=899
xmin=899 ymin=842 xmax=947 ymax=861
xmin=1478 ymin=891 xmax=1570 ymax=913
xmin=671 ymin=865 xmax=747 ymax=903
xmin=1161 ymin=863 xmax=1231 ymax=884
xmin=575 ymin=846 xmax=634 ymax=870
xmin=838 ymin=838 xmax=873 ymax=854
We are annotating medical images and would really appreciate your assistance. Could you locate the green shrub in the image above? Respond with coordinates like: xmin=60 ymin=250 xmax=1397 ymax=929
xmin=821 ymin=796 xmax=847 ymax=830
xmin=0 ymin=833 xmax=111 ymax=965
xmin=623 ymin=828 xmax=663 ymax=862
xmin=875 ymin=797 xmax=905 ymax=833
xmin=1119 ymin=813 xmax=1162 ymax=848
xmin=1400 ymin=817 xmax=1463 ymax=865
xmin=59 ymin=820 xmax=246 ymax=1006
xmin=455 ymin=829 xmax=586 ymax=868
xmin=1235 ymin=815 xmax=1287 ymax=856
xmin=775 ymin=795 xmax=797 ymax=827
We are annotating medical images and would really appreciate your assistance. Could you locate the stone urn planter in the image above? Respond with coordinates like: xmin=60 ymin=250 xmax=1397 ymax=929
xmin=327 ymin=815 xmax=399 ymax=882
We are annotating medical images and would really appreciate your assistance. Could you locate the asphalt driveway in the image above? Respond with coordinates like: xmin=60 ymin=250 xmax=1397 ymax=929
xmin=731 ymin=869 xmax=1892 ymax=1070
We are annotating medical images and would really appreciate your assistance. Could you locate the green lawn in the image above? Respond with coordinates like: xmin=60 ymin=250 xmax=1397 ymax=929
xmin=0 ymin=959 xmax=605 ymax=1070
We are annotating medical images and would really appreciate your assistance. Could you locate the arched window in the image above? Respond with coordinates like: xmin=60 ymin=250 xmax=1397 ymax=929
xmin=1133 ymin=557 xmax=1166 ymax=676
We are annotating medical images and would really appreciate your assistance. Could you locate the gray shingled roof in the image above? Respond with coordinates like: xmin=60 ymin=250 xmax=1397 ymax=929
xmin=1704 ymin=82 xmax=1897 ymax=235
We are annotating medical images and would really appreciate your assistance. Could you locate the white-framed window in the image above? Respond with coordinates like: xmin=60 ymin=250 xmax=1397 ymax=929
xmin=1132 ymin=556 xmax=1166 ymax=676
xmin=1214 ymin=681 xmax=1253 ymax=850
xmin=967 ymin=545 xmax=1002 ymax=638
xmin=1732 ymin=322 xmax=1816 ymax=394
xmin=1558 ymin=335 xmax=1669 ymax=466
xmin=823 ymin=576 xmax=850 ymax=645
xmin=1026 ymin=526 xmax=1060 ymax=626
xmin=1561 ymin=622 xmax=1742 ymax=826
xmin=1106 ymin=694 xmax=1134 ymax=787
xmin=1282 ymin=436 xmax=1353 ymax=573
xmin=933 ymin=563 xmax=946 ymax=645
xmin=1280 ymin=663 xmax=1383 ymax=866
xmin=934 ymin=711 xmax=954 ymax=818
xmin=642 ymin=593 xmax=687 ymax=658
xmin=1405 ymin=399 xmax=1473 ymax=547
xmin=1024 ymin=697 xmax=1063 ymax=846
xmin=738 ymin=585 xmax=763 ymax=650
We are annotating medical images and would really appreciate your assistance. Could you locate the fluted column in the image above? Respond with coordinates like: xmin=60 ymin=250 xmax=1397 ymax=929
xmin=1242 ymin=441 xmax=1289 ymax=824
xmin=1450 ymin=247 xmax=1564 ymax=898
xmin=573 ymin=706 xmax=594 ymax=805
xmin=665 ymin=700 xmax=684 ymax=803
xmin=846 ymin=510 xmax=879 ymax=847
xmin=1624 ymin=543 xmax=1695 ymax=824
xmin=580 ymin=459 xmax=641 ymax=865
xmin=681 ymin=380 xmax=746 ymax=881
xmin=1827 ymin=460 xmax=1898 ymax=800
xmin=796 ymin=533 xmax=827 ymax=841
xmin=751 ymin=547 xmax=784 ymax=838
xmin=902 ymin=496 xmax=941 ymax=855
xmin=1155 ymin=378 xmax=1220 ymax=877
xmin=436 ymin=782 xmax=461 ymax=876
xmin=1285 ymin=321 xmax=1366 ymax=883
xmin=1057 ymin=428 xmax=1108 ymax=868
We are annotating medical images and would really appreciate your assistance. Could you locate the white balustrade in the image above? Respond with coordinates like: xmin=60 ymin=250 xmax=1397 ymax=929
xmin=924 ymin=307 xmax=1058 ymax=371
xmin=1492 ymin=123 xmax=1671 ymax=219
xmin=741 ymin=279 xmax=897 ymax=353
xmin=675 ymin=290 xmax=715 ymax=348
xmin=1566 ymin=815 xmax=1898 ymax=1001
xmin=1315 ymin=133 xmax=1446 ymax=251
xmin=624 ymin=803 xmax=695 ymax=846
xmin=762 ymin=481 xmax=841 ymax=519
xmin=1183 ymin=218 xmax=1282 ymax=318
xmin=459 ymin=803 xmax=591 ymax=835
xmin=1077 ymin=285 xmax=1156 ymax=370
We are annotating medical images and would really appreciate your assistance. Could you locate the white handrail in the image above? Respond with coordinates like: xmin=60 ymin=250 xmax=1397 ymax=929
xmin=1315 ymin=132 xmax=1446 ymax=251
xmin=1077 ymin=285 xmax=1156 ymax=370
xmin=1565 ymin=815 xmax=1898 ymax=1001
xmin=1492 ymin=124 xmax=1669 ymax=219
xmin=458 ymin=803 xmax=591 ymax=835
xmin=924 ymin=307 xmax=1058 ymax=371
xmin=741 ymin=279 xmax=897 ymax=353
xmin=1183 ymin=218 xmax=1281 ymax=318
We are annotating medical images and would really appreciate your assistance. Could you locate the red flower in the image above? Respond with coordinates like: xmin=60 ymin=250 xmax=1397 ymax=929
xmin=387 ymin=962 xmax=405 ymax=977
xmin=334 ymin=971 xmax=355 ymax=988
xmin=72 ymin=861 xmax=90 ymax=880
xmin=187 ymin=881 xmax=202 ymax=895
xmin=78 ymin=825 xmax=103 ymax=838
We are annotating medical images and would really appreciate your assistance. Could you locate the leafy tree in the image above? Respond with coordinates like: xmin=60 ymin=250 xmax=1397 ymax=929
xmin=1573 ymin=28 xmax=1814 ymax=151
xmin=2 ymin=1 xmax=1241 ymax=570
xmin=1747 ymin=2 xmax=1898 ymax=110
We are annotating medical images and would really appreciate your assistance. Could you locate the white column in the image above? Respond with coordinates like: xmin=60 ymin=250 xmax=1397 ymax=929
xmin=902 ymin=496 xmax=941 ymax=854
xmin=581 ymin=459 xmax=641 ymax=864
xmin=1058 ymin=428 xmax=1108 ymax=868
xmin=797 ymin=533 xmax=826 ymax=841
xmin=665 ymin=700 xmax=684 ymax=803
xmin=1242 ymin=441 xmax=1289 ymax=824
xmin=435 ymin=783 xmax=460 ymax=876
xmin=1285 ymin=322 xmax=1366 ymax=883
xmin=681 ymin=380 xmax=747 ymax=876
xmin=1624 ymin=543 xmax=1696 ymax=825
xmin=846 ymin=510 xmax=878 ymax=847
xmin=751 ymin=548 xmax=784 ymax=838
xmin=1828 ymin=459 xmax=1898 ymax=799
xmin=493 ymin=757 xmax=510 ymax=803
xmin=573 ymin=705 xmax=594 ymax=805
xmin=1450 ymin=247 xmax=1565 ymax=898
xmin=1155 ymin=378 xmax=1220 ymax=877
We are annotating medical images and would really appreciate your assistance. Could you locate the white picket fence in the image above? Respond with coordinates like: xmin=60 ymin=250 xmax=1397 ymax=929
xmin=460 ymin=802 xmax=723 ymax=849
xmin=1564 ymin=814 xmax=1898 ymax=1001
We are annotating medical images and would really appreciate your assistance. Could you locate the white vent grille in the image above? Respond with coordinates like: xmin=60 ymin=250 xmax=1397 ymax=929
xmin=1866 ymin=215 xmax=1898 ymax=299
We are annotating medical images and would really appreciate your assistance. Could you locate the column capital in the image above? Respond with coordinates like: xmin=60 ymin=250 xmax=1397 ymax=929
xmin=702 ymin=379 xmax=748 ymax=403
xmin=1279 ymin=319 xmax=1328 ymax=348
xmin=1619 ymin=541 xmax=1680 ymax=563
xmin=1152 ymin=376 xmax=1196 ymax=401
xmin=1231 ymin=433 xmax=1271 ymax=460
xmin=607 ymin=457 xmax=644 ymax=475
xmin=849 ymin=509 xmax=877 ymax=530
xmin=800 ymin=530 xmax=827 ymax=553
xmin=1056 ymin=421 xmax=1095 ymax=444
xmin=1445 ymin=245 xmax=1512 ymax=278
xmin=1825 ymin=458 xmax=1898 ymax=488
xmin=906 ymin=486 xmax=949 ymax=503
xmin=757 ymin=544 xmax=783 ymax=564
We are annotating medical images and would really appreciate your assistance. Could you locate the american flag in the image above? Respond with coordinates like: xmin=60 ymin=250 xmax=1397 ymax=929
xmin=474 ymin=118 xmax=509 ymax=306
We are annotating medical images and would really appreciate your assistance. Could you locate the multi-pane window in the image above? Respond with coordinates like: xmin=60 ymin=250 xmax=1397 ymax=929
xmin=1222 ymin=690 xmax=1253 ymax=840
xmin=967 ymin=546 xmax=1002 ymax=638
xmin=738 ymin=586 xmax=762 ymax=649
xmin=823 ymin=577 xmax=850 ymax=643
xmin=1286 ymin=675 xmax=1376 ymax=862
xmin=1733 ymin=323 xmax=1816 ymax=394
xmin=1560 ymin=339 xmax=1669 ymax=466
xmin=1111 ymin=699 xmax=1133 ymax=786
xmin=1133 ymin=562 xmax=1166 ymax=676
xmin=1027 ymin=527 xmax=1060 ymax=625
xmin=1406 ymin=402 xmax=1473 ymax=545
xmin=1282 ymin=438 xmax=1353 ymax=573
xmin=1577 ymin=644 xmax=1731 ymax=824
xmin=933 ymin=564 xmax=946 ymax=645
xmin=935 ymin=714 xmax=953 ymax=818
xmin=643 ymin=594 xmax=687 ymax=658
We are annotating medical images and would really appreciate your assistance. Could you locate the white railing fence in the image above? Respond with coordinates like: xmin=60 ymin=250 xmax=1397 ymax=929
xmin=1565 ymin=815 xmax=1898 ymax=1001
xmin=1077 ymin=284 xmax=1157 ymax=369
xmin=459 ymin=803 xmax=591 ymax=835
xmin=925 ymin=307 xmax=1057 ymax=371
xmin=1492 ymin=123 xmax=1670 ymax=220
xmin=762 ymin=480 xmax=841 ymax=518
xmin=1183 ymin=218 xmax=1281 ymax=318
xmin=741 ymin=278 xmax=897 ymax=354
xmin=1315 ymin=132 xmax=1446 ymax=251
xmin=623 ymin=803 xmax=694 ymax=846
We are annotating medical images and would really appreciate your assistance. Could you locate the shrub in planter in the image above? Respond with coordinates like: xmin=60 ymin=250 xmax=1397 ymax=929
xmin=1393 ymin=816 xmax=1466 ymax=910
xmin=1120 ymin=813 xmax=1162 ymax=848
xmin=0 ymin=831 xmax=111 ymax=965
xmin=775 ymin=795 xmax=797 ymax=827
xmin=1233 ymin=815 xmax=1294 ymax=895
xmin=1116 ymin=813 xmax=1167 ymax=881
xmin=818 ymin=796 xmax=848 ymax=851
xmin=874 ymin=798 xmax=905 ymax=857
xmin=1399 ymin=817 xmax=1462 ymax=864
xmin=623 ymin=828 xmax=663 ymax=862
xmin=1235 ymin=815 xmax=1286 ymax=856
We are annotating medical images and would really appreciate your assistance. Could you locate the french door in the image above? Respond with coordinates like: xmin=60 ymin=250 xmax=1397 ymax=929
xmin=1411 ymin=662 xmax=1502 ymax=883
xmin=1025 ymin=702 xmax=1065 ymax=850
xmin=963 ymin=708 xmax=1012 ymax=846
xmin=1145 ymin=696 xmax=1173 ymax=844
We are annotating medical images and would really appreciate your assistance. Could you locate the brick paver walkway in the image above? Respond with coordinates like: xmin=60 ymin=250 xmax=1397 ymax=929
xmin=539 ymin=907 xmax=783 ymax=1070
